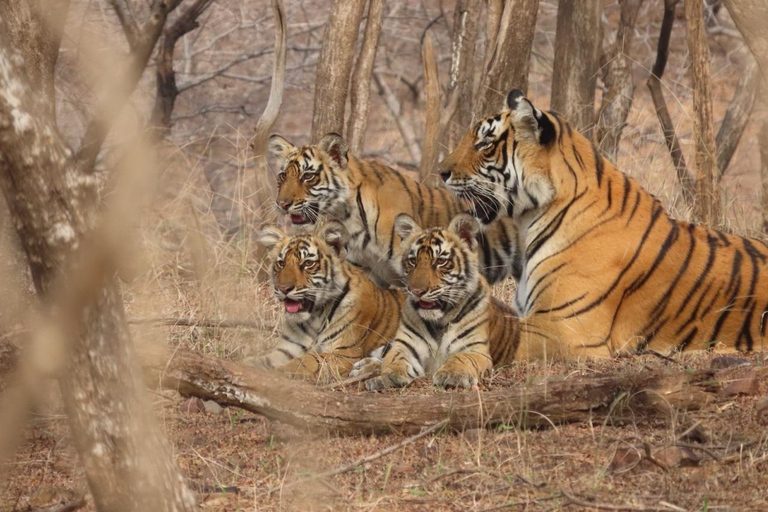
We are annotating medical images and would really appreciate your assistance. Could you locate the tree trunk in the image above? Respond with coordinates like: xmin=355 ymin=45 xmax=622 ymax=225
xmin=684 ymin=0 xmax=721 ymax=226
xmin=550 ymin=0 xmax=602 ymax=136
xmin=0 ymin=10 xmax=196 ymax=512
xmin=760 ymin=118 xmax=768 ymax=235
xmin=715 ymin=57 xmax=759 ymax=176
xmin=347 ymin=0 xmax=385 ymax=154
xmin=446 ymin=0 xmax=482 ymax=149
xmin=595 ymin=0 xmax=644 ymax=161
xmin=474 ymin=0 xmax=540 ymax=118
xmin=722 ymin=0 xmax=768 ymax=84
xmin=148 ymin=347 xmax=766 ymax=435
xmin=420 ymin=33 xmax=441 ymax=183
xmin=310 ymin=0 xmax=366 ymax=141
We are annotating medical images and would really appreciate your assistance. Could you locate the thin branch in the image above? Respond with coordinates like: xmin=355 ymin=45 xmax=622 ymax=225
xmin=177 ymin=48 xmax=273 ymax=92
xmin=107 ymin=0 xmax=139 ymax=50
xmin=560 ymin=488 xmax=676 ymax=512
xmin=127 ymin=316 xmax=274 ymax=330
xmin=647 ymin=0 xmax=696 ymax=206
xmin=716 ymin=57 xmax=759 ymax=176
xmin=373 ymin=71 xmax=422 ymax=163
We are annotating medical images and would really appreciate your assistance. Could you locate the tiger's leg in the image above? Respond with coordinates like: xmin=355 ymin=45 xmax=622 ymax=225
xmin=365 ymin=339 xmax=427 ymax=391
xmin=278 ymin=352 xmax=358 ymax=383
xmin=242 ymin=329 xmax=313 ymax=370
xmin=433 ymin=350 xmax=493 ymax=389
xmin=513 ymin=314 xmax=611 ymax=361
xmin=350 ymin=345 xmax=387 ymax=377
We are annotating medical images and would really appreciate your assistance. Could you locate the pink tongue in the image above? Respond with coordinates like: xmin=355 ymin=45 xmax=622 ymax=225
xmin=290 ymin=214 xmax=306 ymax=224
xmin=285 ymin=300 xmax=302 ymax=313
xmin=419 ymin=300 xmax=436 ymax=309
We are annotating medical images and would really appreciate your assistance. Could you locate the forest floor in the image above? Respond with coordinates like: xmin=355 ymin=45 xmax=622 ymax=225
xmin=3 ymin=352 xmax=768 ymax=511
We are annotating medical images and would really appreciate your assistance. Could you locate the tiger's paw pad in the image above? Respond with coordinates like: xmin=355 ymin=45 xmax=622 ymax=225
xmin=365 ymin=373 xmax=410 ymax=391
xmin=433 ymin=370 xmax=478 ymax=390
xmin=350 ymin=357 xmax=382 ymax=377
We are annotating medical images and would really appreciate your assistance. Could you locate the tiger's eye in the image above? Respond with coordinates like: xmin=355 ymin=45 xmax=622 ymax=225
xmin=275 ymin=259 xmax=285 ymax=270
xmin=303 ymin=260 xmax=318 ymax=271
xmin=301 ymin=173 xmax=317 ymax=183
xmin=277 ymin=172 xmax=286 ymax=183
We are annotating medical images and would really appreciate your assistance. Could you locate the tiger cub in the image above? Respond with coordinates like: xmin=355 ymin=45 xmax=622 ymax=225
xmin=352 ymin=214 xmax=521 ymax=390
xmin=247 ymin=221 xmax=404 ymax=383
xmin=268 ymin=132 xmax=521 ymax=287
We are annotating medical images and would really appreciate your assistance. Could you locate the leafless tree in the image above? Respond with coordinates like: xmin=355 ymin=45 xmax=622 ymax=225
xmin=550 ymin=0 xmax=602 ymax=137
xmin=595 ymin=0 xmax=644 ymax=161
xmin=474 ymin=0 xmax=540 ymax=118
xmin=347 ymin=0 xmax=385 ymax=154
xmin=0 ymin=1 xmax=197 ymax=509
xmin=685 ymin=0 xmax=721 ymax=226
xmin=310 ymin=0 xmax=366 ymax=141
xmin=715 ymin=57 xmax=759 ymax=176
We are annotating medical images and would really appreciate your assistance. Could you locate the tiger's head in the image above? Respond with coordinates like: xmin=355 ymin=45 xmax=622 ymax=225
xmin=257 ymin=221 xmax=349 ymax=321
xmin=268 ymin=133 xmax=352 ymax=225
xmin=438 ymin=90 xmax=557 ymax=224
xmin=395 ymin=213 xmax=481 ymax=323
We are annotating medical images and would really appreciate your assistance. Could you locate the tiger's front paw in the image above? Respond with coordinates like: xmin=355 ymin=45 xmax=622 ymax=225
xmin=365 ymin=371 xmax=412 ymax=391
xmin=432 ymin=368 xmax=478 ymax=389
xmin=349 ymin=357 xmax=382 ymax=377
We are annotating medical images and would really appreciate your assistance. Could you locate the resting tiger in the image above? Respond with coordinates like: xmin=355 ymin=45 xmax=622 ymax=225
xmin=351 ymin=214 xmax=521 ymax=390
xmin=268 ymin=133 xmax=521 ymax=287
xmin=439 ymin=89 xmax=768 ymax=359
xmin=247 ymin=221 xmax=404 ymax=383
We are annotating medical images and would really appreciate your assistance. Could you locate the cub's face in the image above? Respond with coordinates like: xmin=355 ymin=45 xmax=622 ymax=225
xmin=438 ymin=90 xmax=557 ymax=222
xmin=395 ymin=214 xmax=480 ymax=323
xmin=269 ymin=133 xmax=352 ymax=226
xmin=258 ymin=223 xmax=349 ymax=322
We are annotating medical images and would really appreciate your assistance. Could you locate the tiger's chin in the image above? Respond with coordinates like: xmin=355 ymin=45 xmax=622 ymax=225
xmin=453 ymin=189 xmax=501 ymax=225
xmin=413 ymin=299 xmax=447 ymax=321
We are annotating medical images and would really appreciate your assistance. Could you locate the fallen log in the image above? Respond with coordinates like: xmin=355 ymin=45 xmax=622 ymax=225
xmin=150 ymin=346 xmax=768 ymax=436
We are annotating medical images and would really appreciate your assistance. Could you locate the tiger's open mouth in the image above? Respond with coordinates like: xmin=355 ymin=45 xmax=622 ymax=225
xmin=283 ymin=298 xmax=312 ymax=314
xmin=290 ymin=214 xmax=310 ymax=225
xmin=415 ymin=299 xmax=444 ymax=310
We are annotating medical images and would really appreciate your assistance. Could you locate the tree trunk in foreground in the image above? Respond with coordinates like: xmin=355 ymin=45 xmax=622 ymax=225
xmin=0 ymin=10 xmax=196 ymax=512
xmin=550 ymin=0 xmax=602 ymax=137
xmin=146 ymin=347 xmax=765 ymax=435
xmin=684 ymin=0 xmax=721 ymax=227
xmin=474 ymin=0 xmax=540 ymax=118
xmin=310 ymin=0 xmax=366 ymax=141
xmin=446 ymin=0 xmax=482 ymax=149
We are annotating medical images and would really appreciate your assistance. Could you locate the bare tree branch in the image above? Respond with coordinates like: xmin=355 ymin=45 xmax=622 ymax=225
xmin=722 ymin=0 xmax=768 ymax=83
xmin=685 ymin=0 xmax=721 ymax=226
xmin=108 ymin=0 xmax=140 ymax=50
xmin=374 ymin=72 xmax=422 ymax=163
xmin=716 ymin=57 xmax=759 ymax=176
xmin=347 ymin=0 xmax=386 ymax=154
xmin=420 ymin=32 xmax=440 ymax=183
xmin=647 ymin=0 xmax=696 ymax=207
xmin=446 ymin=0 xmax=482 ymax=149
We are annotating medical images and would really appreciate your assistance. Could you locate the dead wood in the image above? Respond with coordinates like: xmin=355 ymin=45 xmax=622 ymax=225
xmin=647 ymin=0 xmax=697 ymax=207
xmin=596 ymin=0 xmax=644 ymax=161
xmin=150 ymin=347 xmax=767 ymax=436
xmin=374 ymin=72 xmax=422 ymax=164
xmin=446 ymin=0 xmax=482 ymax=149
xmin=127 ymin=316 xmax=274 ymax=331
xmin=420 ymin=33 xmax=441 ymax=183
xmin=310 ymin=0 xmax=367 ymax=141
xmin=760 ymin=117 xmax=768 ymax=234
xmin=715 ymin=57 xmax=759 ymax=176
xmin=550 ymin=0 xmax=602 ymax=137
xmin=722 ymin=0 xmax=768 ymax=83
xmin=475 ymin=0 xmax=540 ymax=118
xmin=347 ymin=0 xmax=386 ymax=154
xmin=685 ymin=0 xmax=722 ymax=226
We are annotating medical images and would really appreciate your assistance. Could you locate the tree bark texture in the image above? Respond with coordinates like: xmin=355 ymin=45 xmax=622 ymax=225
xmin=647 ymin=0 xmax=696 ymax=207
xmin=760 ymin=119 xmax=768 ymax=235
xmin=446 ymin=0 xmax=482 ymax=149
xmin=483 ymin=0 xmax=504 ymax=76
xmin=595 ymin=0 xmax=644 ymax=161
xmin=684 ymin=0 xmax=721 ymax=226
xmin=715 ymin=57 xmax=759 ymax=176
xmin=150 ymin=347 xmax=766 ymax=436
xmin=310 ymin=0 xmax=366 ymax=142
xmin=0 ymin=13 xmax=196 ymax=512
xmin=722 ymin=0 xmax=768 ymax=84
xmin=420 ymin=33 xmax=440 ymax=183
xmin=347 ymin=0 xmax=385 ymax=154
xmin=550 ymin=0 xmax=602 ymax=137
xmin=474 ymin=0 xmax=540 ymax=118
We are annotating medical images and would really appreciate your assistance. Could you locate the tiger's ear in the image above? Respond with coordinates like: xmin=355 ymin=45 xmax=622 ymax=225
xmin=256 ymin=224 xmax=286 ymax=252
xmin=268 ymin=134 xmax=296 ymax=163
xmin=504 ymin=90 xmax=555 ymax=146
xmin=448 ymin=214 xmax=480 ymax=251
xmin=394 ymin=213 xmax=422 ymax=247
xmin=318 ymin=133 xmax=349 ymax=168
xmin=317 ymin=220 xmax=349 ymax=257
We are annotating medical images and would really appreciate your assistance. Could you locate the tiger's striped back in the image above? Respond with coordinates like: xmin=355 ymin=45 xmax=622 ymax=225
xmin=440 ymin=89 xmax=768 ymax=359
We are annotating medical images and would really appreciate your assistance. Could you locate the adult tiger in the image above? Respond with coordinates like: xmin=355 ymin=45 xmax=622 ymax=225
xmin=246 ymin=221 xmax=404 ymax=383
xmin=268 ymin=133 xmax=521 ymax=287
xmin=351 ymin=214 xmax=521 ymax=390
xmin=438 ymin=89 xmax=768 ymax=358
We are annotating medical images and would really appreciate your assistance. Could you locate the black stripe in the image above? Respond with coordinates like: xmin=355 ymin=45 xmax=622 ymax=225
xmin=355 ymin=187 xmax=371 ymax=249
xmin=591 ymin=142 xmax=604 ymax=186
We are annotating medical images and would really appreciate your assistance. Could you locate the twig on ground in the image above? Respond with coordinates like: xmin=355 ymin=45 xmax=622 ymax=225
xmin=128 ymin=317 xmax=275 ymax=331
xmin=263 ymin=419 xmax=449 ymax=496
xmin=321 ymin=371 xmax=377 ymax=389
xmin=560 ymin=488 xmax=677 ymax=511
xmin=31 ymin=497 xmax=87 ymax=512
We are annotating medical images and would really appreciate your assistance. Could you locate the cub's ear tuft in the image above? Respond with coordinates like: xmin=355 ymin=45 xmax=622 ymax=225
xmin=448 ymin=214 xmax=480 ymax=251
xmin=256 ymin=224 xmax=286 ymax=251
xmin=318 ymin=220 xmax=349 ymax=257
xmin=318 ymin=133 xmax=349 ymax=168
xmin=268 ymin=134 xmax=297 ymax=164
xmin=394 ymin=213 xmax=422 ymax=247
xmin=503 ymin=90 xmax=555 ymax=146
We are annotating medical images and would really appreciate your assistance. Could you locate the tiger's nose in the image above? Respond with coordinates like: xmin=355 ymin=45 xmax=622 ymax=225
xmin=410 ymin=288 xmax=426 ymax=297
xmin=277 ymin=285 xmax=293 ymax=293
xmin=439 ymin=169 xmax=451 ymax=182
xmin=277 ymin=200 xmax=292 ymax=210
